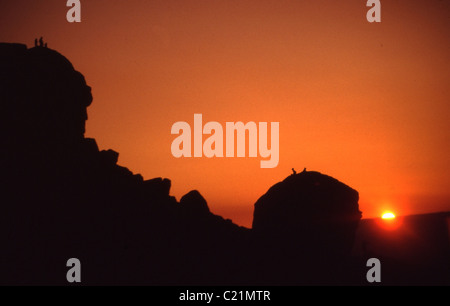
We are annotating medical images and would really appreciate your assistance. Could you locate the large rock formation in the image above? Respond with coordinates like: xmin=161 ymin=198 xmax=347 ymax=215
xmin=251 ymin=170 xmax=362 ymax=284
xmin=0 ymin=42 xmax=91 ymax=146
xmin=0 ymin=42 xmax=248 ymax=285
xmin=253 ymin=170 xmax=362 ymax=255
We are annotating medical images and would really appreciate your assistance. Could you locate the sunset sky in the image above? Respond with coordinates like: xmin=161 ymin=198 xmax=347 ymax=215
xmin=1 ymin=0 xmax=449 ymax=227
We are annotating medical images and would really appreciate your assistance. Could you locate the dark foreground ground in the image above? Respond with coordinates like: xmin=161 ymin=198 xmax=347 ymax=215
xmin=352 ymin=212 xmax=450 ymax=285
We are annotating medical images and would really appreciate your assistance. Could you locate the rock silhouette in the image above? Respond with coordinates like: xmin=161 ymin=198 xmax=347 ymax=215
xmin=253 ymin=171 xmax=361 ymax=256
xmin=251 ymin=171 xmax=362 ymax=284
xmin=1 ymin=42 xmax=446 ymax=285
xmin=0 ymin=42 xmax=251 ymax=285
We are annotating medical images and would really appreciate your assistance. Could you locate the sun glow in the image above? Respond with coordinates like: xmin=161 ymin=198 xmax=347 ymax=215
xmin=382 ymin=212 xmax=396 ymax=220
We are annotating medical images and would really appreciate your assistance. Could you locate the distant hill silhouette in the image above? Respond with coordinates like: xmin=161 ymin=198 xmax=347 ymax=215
xmin=353 ymin=212 xmax=450 ymax=285
xmin=0 ymin=42 xmax=448 ymax=285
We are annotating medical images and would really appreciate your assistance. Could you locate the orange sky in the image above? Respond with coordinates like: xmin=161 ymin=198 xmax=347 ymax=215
xmin=1 ymin=0 xmax=449 ymax=227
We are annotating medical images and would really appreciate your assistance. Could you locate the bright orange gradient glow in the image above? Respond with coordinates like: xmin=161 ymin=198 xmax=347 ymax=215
xmin=379 ymin=211 xmax=402 ymax=231
xmin=382 ymin=212 xmax=396 ymax=220
xmin=1 ymin=1 xmax=450 ymax=227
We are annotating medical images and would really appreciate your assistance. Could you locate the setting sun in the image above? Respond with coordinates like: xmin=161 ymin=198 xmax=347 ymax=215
xmin=382 ymin=212 xmax=396 ymax=220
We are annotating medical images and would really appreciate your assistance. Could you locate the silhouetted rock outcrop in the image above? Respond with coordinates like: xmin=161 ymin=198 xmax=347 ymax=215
xmin=253 ymin=170 xmax=361 ymax=256
xmin=1 ymin=42 xmax=91 ymax=147
xmin=250 ymin=171 xmax=362 ymax=284
xmin=180 ymin=190 xmax=210 ymax=216
xmin=0 ymin=42 xmax=249 ymax=285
